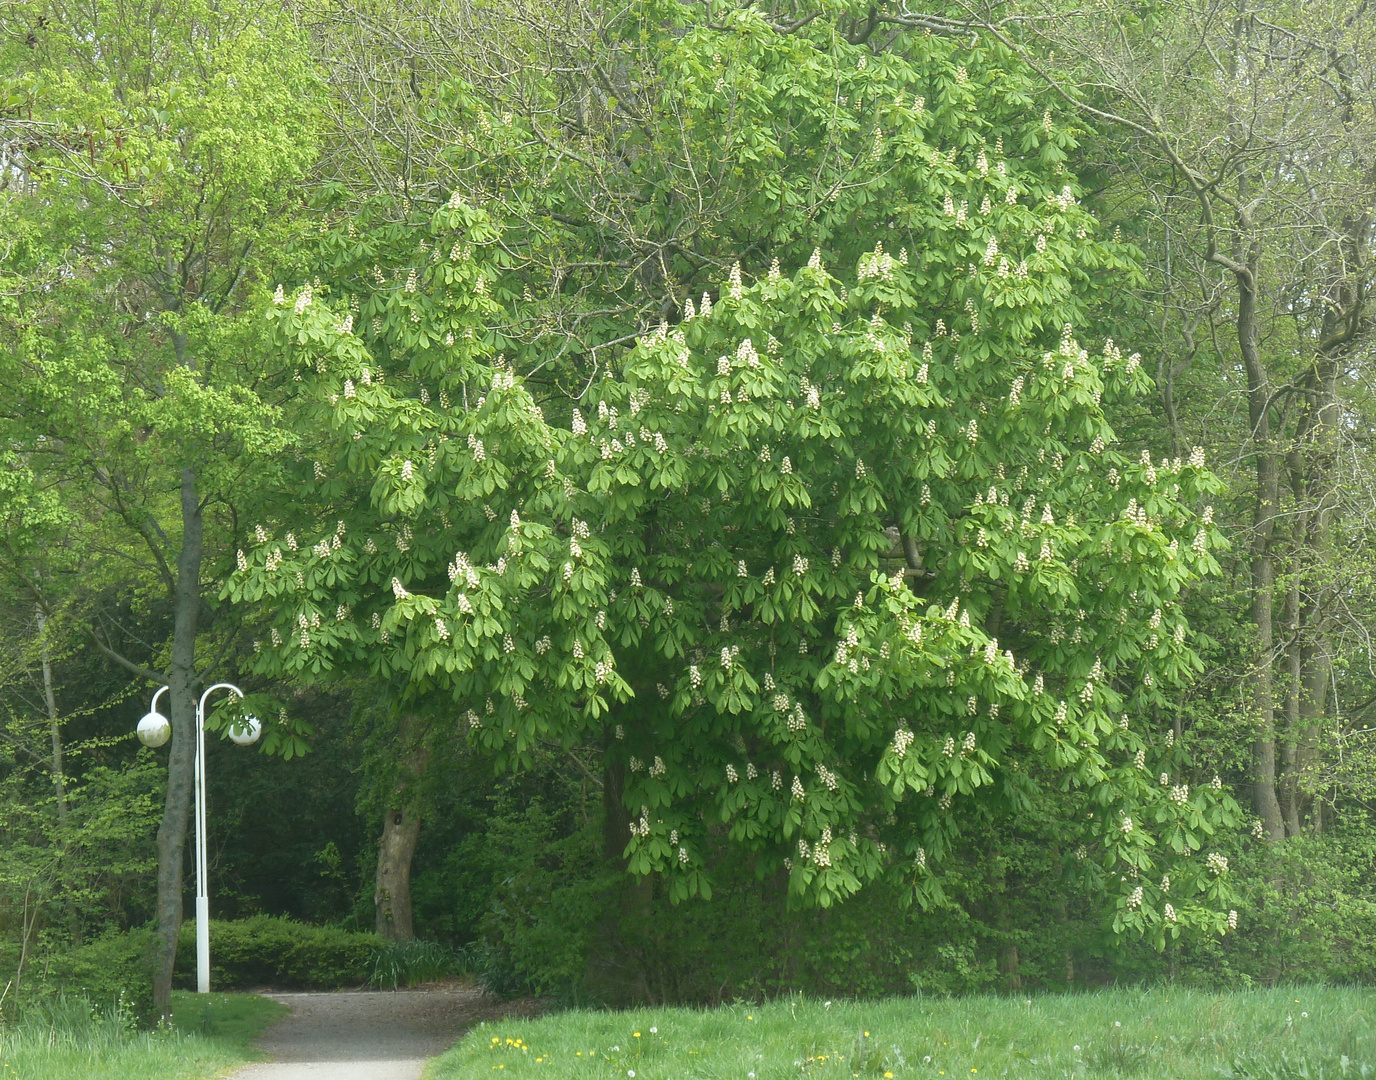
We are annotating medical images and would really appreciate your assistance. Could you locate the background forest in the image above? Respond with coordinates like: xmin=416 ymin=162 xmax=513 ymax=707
xmin=1 ymin=0 xmax=1375 ymax=1021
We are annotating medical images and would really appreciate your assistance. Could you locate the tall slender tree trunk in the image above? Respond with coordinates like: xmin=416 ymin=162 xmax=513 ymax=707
xmin=36 ymin=609 xmax=69 ymax=830
xmin=36 ymin=607 xmax=80 ymax=941
xmin=1238 ymin=256 xmax=1284 ymax=840
xmin=1295 ymin=350 xmax=1341 ymax=835
xmin=1279 ymin=445 xmax=1306 ymax=839
xmin=1297 ymin=639 xmax=1329 ymax=832
xmin=1280 ymin=576 xmax=1302 ymax=838
xmin=152 ymin=467 xmax=203 ymax=1021
xmin=1282 ymin=375 xmax=1324 ymax=838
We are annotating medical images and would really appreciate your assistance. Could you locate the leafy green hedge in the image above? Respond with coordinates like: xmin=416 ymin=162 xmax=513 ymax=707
xmin=174 ymin=916 xmax=383 ymax=989
xmin=2 ymin=917 xmax=384 ymax=1020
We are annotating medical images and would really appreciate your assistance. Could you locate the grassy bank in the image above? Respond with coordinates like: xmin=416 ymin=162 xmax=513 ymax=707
xmin=428 ymin=988 xmax=1373 ymax=1080
xmin=0 ymin=991 xmax=285 ymax=1080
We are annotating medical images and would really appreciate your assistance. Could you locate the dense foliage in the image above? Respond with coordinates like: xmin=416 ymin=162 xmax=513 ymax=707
xmin=1 ymin=0 xmax=1373 ymax=1012
xmin=228 ymin=10 xmax=1239 ymax=937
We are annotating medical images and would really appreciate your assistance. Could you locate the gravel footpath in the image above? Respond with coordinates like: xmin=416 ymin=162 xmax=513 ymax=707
xmin=230 ymin=987 xmax=539 ymax=1080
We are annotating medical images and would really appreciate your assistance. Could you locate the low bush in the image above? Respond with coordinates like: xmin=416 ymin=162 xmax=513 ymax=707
xmin=174 ymin=916 xmax=383 ymax=990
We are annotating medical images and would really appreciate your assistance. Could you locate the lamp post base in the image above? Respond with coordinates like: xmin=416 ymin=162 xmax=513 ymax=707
xmin=196 ymin=895 xmax=210 ymax=993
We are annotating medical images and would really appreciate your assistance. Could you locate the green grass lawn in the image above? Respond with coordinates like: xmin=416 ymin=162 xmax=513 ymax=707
xmin=0 ymin=990 xmax=285 ymax=1080
xmin=427 ymin=988 xmax=1374 ymax=1080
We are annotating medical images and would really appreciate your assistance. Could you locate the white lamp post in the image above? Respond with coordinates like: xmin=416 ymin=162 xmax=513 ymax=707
xmin=137 ymin=681 xmax=260 ymax=993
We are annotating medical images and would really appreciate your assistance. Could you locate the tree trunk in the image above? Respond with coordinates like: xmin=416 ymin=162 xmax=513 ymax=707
xmin=1298 ymin=641 xmax=1329 ymax=832
xmin=36 ymin=607 xmax=80 ymax=941
xmin=36 ymin=609 xmax=68 ymax=831
xmin=1295 ymin=348 xmax=1341 ymax=835
xmin=584 ymin=730 xmax=646 ymax=1002
xmin=375 ymin=807 xmax=422 ymax=941
xmin=1280 ymin=546 xmax=1302 ymax=838
xmin=1237 ymin=254 xmax=1285 ymax=840
xmin=152 ymin=467 xmax=203 ymax=1021
xmin=1248 ymin=464 xmax=1283 ymax=840
xmin=374 ymin=712 xmax=427 ymax=941
xmin=602 ymin=750 xmax=629 ymax=864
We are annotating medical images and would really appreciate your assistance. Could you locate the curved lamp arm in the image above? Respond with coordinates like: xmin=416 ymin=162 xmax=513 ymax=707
xmin=199 ymin=682 xmax=243 ymax=715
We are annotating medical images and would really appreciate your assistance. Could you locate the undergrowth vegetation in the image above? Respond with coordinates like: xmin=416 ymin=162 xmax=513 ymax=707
xmin=369 ymin=938 xmax=469 ymax=989
xmin=0 ymin=991 xmax=284 ymax=1080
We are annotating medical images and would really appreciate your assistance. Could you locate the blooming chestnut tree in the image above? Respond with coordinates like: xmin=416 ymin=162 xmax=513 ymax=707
xmin=227 ymin=15 xmax=1241 ymax=948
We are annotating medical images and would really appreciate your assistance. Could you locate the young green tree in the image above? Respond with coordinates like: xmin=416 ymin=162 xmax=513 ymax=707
xmin=0 ymin=0 xmax=318 ymax=1017
xmin=230 ymin=5 xmax=1241 ymax=950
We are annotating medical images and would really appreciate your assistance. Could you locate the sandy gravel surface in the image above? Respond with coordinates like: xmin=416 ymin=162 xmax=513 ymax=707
xmin=231 ymin=987 xmax=539 ymax=1080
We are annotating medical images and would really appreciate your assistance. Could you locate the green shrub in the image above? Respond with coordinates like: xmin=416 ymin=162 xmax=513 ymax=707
xmin=174 ymin=916 xmax=383 ymax=990
xmin=27 ymin=929 xmax=155 ymax=1022
xmin=1180 ymin=827 xmax=1376 ymax=987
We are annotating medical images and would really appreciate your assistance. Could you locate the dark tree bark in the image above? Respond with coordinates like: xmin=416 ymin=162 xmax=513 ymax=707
xmin=584 ymin=726 xmax=651 ymax=1003
xmin=602 ymin=751 xmax=629 ymax=863
xmin=152 ymin=467 xmax=203 ymax=1020
xmin=1238 ymin=251 xmax=1285 ymax=840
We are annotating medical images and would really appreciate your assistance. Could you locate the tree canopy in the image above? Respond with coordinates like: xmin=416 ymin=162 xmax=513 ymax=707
xmin=225 ymin=7 xmax=1240 ymax=943
xmin=9 ymin=0 xmax=1376 ymax=1008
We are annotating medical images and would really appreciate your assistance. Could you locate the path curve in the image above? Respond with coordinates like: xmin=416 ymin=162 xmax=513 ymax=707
xmin=231 ymin=987 xmax=537 ymax=1080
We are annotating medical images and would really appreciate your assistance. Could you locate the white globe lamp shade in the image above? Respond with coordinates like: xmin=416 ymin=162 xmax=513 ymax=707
xmin=227 ymin=716 xmax=262 ymax=746
xmin=137 ymin=711 xmax=172 ymax=748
